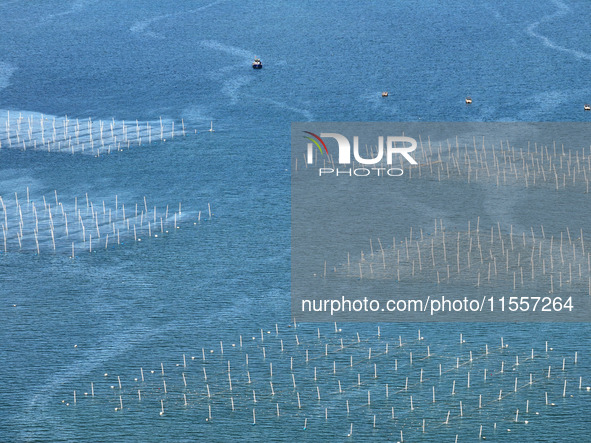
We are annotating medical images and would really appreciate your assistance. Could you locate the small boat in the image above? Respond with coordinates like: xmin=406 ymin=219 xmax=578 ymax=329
xmin=382 ymin=92 xmax=389 ymax=97
xmin=252 ymin=58 xmax=262 ymax=69
xmin=585 ymin=104 xmax=590 ymax=111
xmin=465 ymin=97 xmax=472 ymax=104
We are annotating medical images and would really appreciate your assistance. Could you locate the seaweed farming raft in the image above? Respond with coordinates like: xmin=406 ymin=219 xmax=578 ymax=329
xmin=0 ymin=110 xmax=212 ymax=156
xmin=64 ymin=323 xmax=589 ymax=441
xmin=0 ymin=188 xmax=213 ymax=255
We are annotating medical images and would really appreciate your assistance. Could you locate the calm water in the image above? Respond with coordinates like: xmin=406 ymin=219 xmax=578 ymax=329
xmin=1 ymin=0 xmax=590 ymax=441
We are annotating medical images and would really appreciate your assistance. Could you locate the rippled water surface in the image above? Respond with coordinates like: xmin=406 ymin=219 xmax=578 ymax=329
xmin=1 ymin=0 xmax=591 ymax=441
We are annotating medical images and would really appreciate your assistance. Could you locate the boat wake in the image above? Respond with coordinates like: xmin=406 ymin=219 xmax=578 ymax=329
xmin=199 ymin=40 xmax=256 ymax=60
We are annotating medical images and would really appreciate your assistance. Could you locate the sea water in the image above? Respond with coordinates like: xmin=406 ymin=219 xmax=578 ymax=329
xmin=1 ymin=0 xmax=590 ymax=441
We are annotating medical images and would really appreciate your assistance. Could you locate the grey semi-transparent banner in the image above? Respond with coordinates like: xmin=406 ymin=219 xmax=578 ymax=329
xmin=291 ymin=122 xmax=591 ymax=322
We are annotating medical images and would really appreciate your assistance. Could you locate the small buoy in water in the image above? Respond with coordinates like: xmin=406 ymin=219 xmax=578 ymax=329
xmin=585 ymin=104 xmax=591 ymax=111
xmin=382 ymin=92 xmax=389 ymax=97
xmin=115 ymin=407 xmax=118 ymax=411
xmin=210 ymin=350 xmax=214 ymax=353
xmin=191 ymin=356 xmax=195 ymax=360
xmin=151 ymin=370 xmax=155 ymax=374
xmin=232 ymin=344 xmax=236 ymax=347
xmin=74 ymin=344 xmax=77 ymax=348
xmin=586 ymin=386 xmax=590 ymax=391
xmin=134 ymin=378 xmax=138 ymax=381
xmin=465 ymin=97 xmax=472 ymax=104
xmin=159 ymin=411 xmax=163 ymax=416
xmin=84 ymin=392 xmax=88 ymax=396
xmin=104 ymin=373 xmax=108 ymax=377
xmin=110 ymin=386 xmax=115 ymax=389
xmin=524 ymin=420 xmax=529 ymax=424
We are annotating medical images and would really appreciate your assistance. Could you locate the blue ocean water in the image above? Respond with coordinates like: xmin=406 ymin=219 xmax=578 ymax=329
xmin=0 ymin=0 xmax=590 ymax=441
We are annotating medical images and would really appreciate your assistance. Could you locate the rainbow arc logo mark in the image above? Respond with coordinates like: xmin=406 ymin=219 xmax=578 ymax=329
xmin=303 ymin=131 xmax=328 ymax=155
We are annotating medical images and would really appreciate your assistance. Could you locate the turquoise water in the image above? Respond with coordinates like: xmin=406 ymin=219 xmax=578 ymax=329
xmin=1 ymin=0 xmax=591 ymax=441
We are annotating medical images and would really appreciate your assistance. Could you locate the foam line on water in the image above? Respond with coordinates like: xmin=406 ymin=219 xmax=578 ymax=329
xmin=47 ymin=0 xmax=100 ymax=19
xmin=130 ymin=1 xmax=226 ymax=39
xmin=526 ymin=0 xmax=591 ymax=61
xmin=20 ymin=321 xmax=182 ymax=441
xmin=221 ymin=76 xmax=254 ymax=104
xmin=0 ymin=62 xmax=16 ymax=91
xmin=258 ymin=97 xmax=314 ymax=121
xmin=199 ymin=40 xmax=256 ymax=60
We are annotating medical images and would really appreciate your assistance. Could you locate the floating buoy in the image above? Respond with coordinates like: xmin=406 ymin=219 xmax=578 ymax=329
xmin=465 ymin=97 xmax=472 ymax=104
